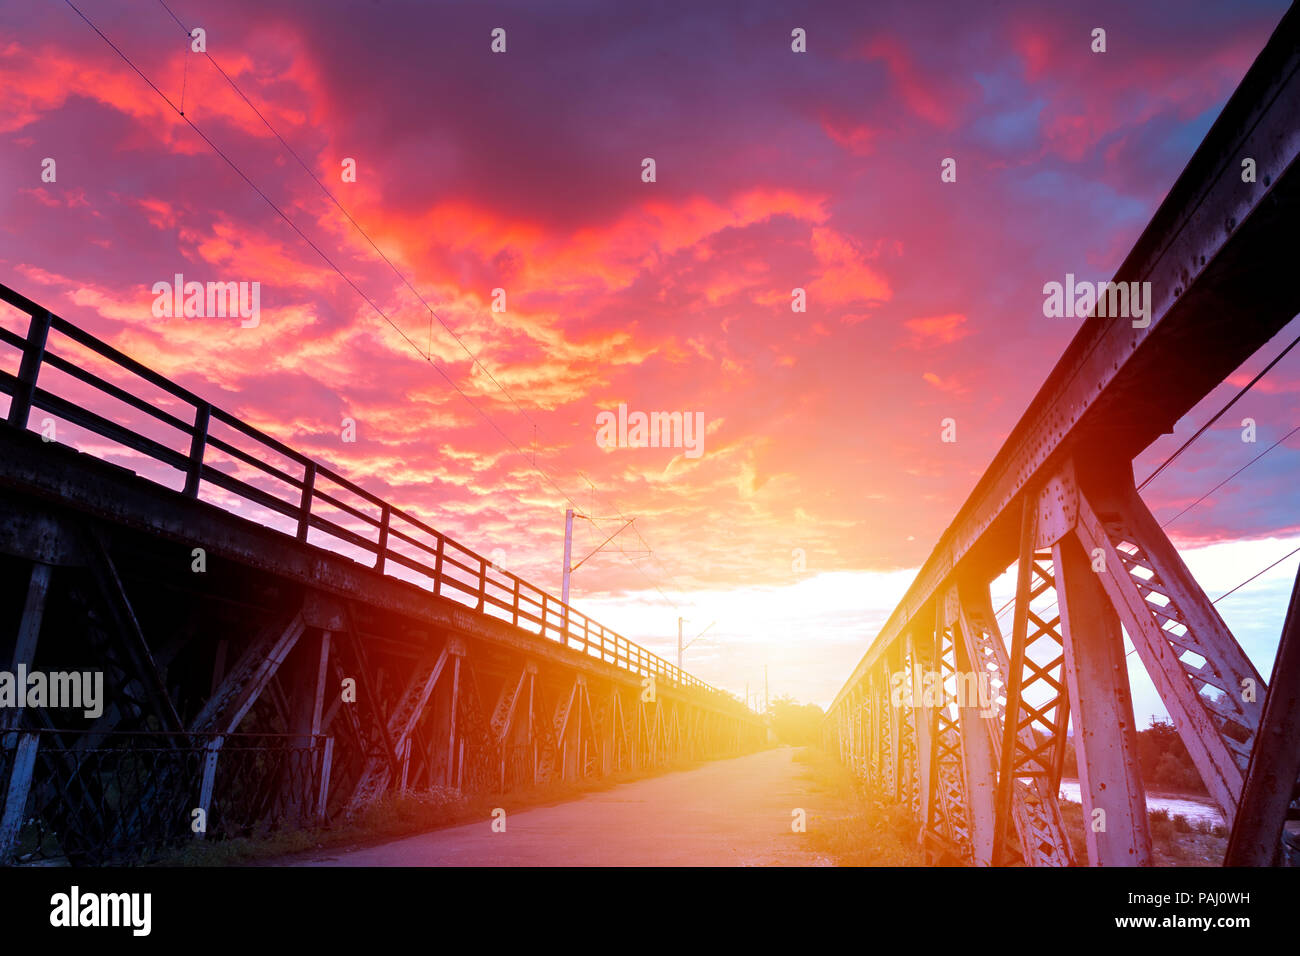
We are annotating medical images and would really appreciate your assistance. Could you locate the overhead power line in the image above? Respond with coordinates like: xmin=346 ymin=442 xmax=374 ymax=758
xmin=1138 ymin=327 xmax=1300 ymax=490
xmin=991 ymin=324 xmax=1300 ymax=622
xmin=67 ymin=0 xmax=694 ymax=612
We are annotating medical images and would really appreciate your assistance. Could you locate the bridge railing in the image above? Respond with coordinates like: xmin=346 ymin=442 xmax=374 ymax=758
xmin=0 ymin=282 xmax=733 ymax=706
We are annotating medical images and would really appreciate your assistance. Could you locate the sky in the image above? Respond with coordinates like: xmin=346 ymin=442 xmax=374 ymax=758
xmin=0 ymin=0 xmax=1297 ymax=719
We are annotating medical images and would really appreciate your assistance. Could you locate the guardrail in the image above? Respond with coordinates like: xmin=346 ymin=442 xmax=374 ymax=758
xmin=0 ymin=281 xmax=734 ymax=704
xmin=2 ymin=729 xmax=330 ymax=864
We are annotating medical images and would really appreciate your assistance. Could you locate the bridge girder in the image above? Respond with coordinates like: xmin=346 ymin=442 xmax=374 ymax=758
xmin=0 ymin=421 xmax=759 ymax=863
xmin=826 ymin=6 xmax=1300 ymax=866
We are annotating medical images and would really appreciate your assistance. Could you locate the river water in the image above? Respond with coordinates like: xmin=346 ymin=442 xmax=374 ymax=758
xmin=1058 ymin=780 xmax=1224 ymax=827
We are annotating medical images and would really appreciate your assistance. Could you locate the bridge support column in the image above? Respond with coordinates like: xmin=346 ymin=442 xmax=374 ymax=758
xmin=285 ymin=629 xmax=331 ymax=819
xmin=909 ymin=628 xmax=937 ymax=848
xmin=1227 ymin=563 xmax=1300 ymax=865
xmin=666 ymin=699 xmax=681 ymax=764
xmin=1 ymin=562 xmax=51 ymax=732
xmin=885 ymin=644 xmax=902 ymax=801
xmin=490 ymin=662 xmax=533 ymax=791
xmin=571 ymin=677 xmax=592 ymax=778
xmin=345 ymin=640 xmax=452 ymax=813
xmin=637 ymin=698 xmax=651 ymax=768
xmin=918 ymin=593 xmax=975 ymax=862
xmin=991 ymin=499 xmax=1073 ymax=866
xmin=608 ymin=688 xmax=624 ymax=772
xmin=1055 ymin=532 xmax=1152 ymax=865
xmin=0 ymin=732 xmax=38 ymax=865
xmin=192 ymin=608 xmax=307 ymax=735
xmin=597 ymin=684 xmax=614 ymax=775
xmin=951 ymin=586 xmax=998 ymax=866
xmin=0 ymin=563 xmax=48 ymax=862
xmin=85 ymin=530 xmax=183 ymax=733
xmin=550 ymin=676 xmax=580 ymax=781
xmin=445 ymin=647 xmax=463 ymax=788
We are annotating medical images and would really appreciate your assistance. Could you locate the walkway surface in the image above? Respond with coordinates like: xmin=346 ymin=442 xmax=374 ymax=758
xmin=286 ymin=747 xmax=835 ymax=866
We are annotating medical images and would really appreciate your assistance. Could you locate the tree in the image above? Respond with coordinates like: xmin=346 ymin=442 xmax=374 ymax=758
xmin=767 ymin=695 xmax=824 ymax=746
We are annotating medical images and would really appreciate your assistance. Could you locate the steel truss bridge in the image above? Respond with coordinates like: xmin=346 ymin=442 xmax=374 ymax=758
xmin=0 ymin=286 xmax=761 ymax=865
xmin=824 ymin=7 xmax=1300 ymax=867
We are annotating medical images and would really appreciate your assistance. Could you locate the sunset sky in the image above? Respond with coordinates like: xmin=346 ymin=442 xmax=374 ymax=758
xmin=1 ymin=0 xmax=1297 ymax=718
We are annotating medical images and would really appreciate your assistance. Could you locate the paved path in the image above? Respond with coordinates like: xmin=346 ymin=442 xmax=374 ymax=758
xmin=289 ymin=747 xmax=834 ymax=866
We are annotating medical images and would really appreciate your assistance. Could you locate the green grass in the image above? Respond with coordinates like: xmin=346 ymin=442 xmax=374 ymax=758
xmin=792 ymin=748 xmax=1227 ymax=867
xmin=1058 ymin=800 xmax=1227 ymax=866
xmin=793 ymin=747 xmax=923 ymax=866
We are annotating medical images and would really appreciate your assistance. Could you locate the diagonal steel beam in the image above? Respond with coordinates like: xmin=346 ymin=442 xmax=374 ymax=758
xmin=1073 ymin=470 xmax=1255 ymax=823
xmin=190 ymin=609 xmax=306 ymax=735
xmin=831 ymin=5 xmax=1300 ymax=719
xmin=83 ymin=527 xmax=183 ymax=734
xmin=1226 ymin=564 xmax=1300 ymax=865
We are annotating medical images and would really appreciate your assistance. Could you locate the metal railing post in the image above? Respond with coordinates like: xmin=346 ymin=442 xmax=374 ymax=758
xmin=374 ymin=504 xmax=390 ymax=572
xmin=433 ymin=535 xmax=444 ymax=597
xmin=296 ymin=461 xmax=316 ymax=542
xmin=184 ymin=402 xmax=210 ymax=497
xmin=8 ymin=309 xmax=51 ymax=428
xmin=477 ymin=558 xmax=486 ymax=611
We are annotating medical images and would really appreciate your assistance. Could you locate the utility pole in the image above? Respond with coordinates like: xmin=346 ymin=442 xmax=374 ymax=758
xmin=562 ymin=509 xmax=637 ymax=609
xmin=764 ymin=664 xmax=769 ymax=713
xmin=677 ymin=619 xmax=713 ymax=671
xmin=562 ymin=508 xmax=574 ymax=605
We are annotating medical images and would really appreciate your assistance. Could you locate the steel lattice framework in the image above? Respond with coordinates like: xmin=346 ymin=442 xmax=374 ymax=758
xmin=825 ymin=6 xmax=1300 ymax=866
xmin=0 ymin=284 xmax=762 ymax=865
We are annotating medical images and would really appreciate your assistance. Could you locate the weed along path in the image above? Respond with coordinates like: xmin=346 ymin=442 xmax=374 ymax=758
xmin=287 ymin=747 xmax=836 ymax=867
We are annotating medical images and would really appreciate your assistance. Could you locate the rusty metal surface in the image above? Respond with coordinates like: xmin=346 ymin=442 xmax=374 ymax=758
xmin=0 ymin=283 xmax=763 ymax=865
xmin=0 ymin=298 xmax=743 ymax=709
xmin=824 ymin=6 xmax=1300 ymax=867
xmin=829 ymin=5 xmax=1300 ymax=712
